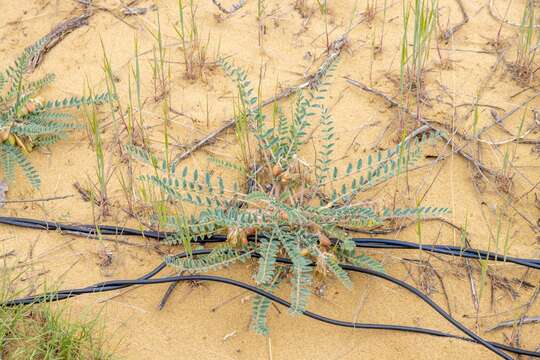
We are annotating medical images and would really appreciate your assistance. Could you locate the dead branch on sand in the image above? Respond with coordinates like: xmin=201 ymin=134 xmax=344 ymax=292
xmin=28 ymin=3 xmax=93 ymax=71
xmin=441 ymin=0 xmax=469 ymax=41
xmin=345 ymin=77 xmax=498 ymax=176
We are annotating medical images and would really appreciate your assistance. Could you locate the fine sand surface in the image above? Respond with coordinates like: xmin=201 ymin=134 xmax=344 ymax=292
xmin=1 ymin=0 xmax=539 ymax=359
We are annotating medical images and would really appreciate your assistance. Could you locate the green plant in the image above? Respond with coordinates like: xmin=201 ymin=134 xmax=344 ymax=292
xmin=315 ymin=0 xmax=330 ymax=50
xmin=0 ymin=269 xmax=113 ymax=359
xmin=365 ymin=0 xmax=378 ymax=22
xmin=175 ymin=0 xmax=210 ymax=80
xmin=400 ymin=0 xmax=438 ymax=97
xmin=127 ymin=58 xmax=448 ymax=335
xmin=149 ymin=11 xmax=169 ymax=100
xmin=511 ymin=0 xmax=539 ymax=84
xmin=83 ymin=93 xmax=109 ymax=215
xmin=0 ymin=40 xmax=110 ymax=188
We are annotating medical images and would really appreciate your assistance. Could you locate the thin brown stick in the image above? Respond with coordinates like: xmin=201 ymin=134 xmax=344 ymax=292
xmin=0 ymin=250 xmax=15 ymax=259
xmin=441 ymin=0 xmax=469 ymax=41
xmin=488 ymin=0 xmax=540 ymax=28
xmin=478 ymin=91 xmax=540 ymax=136
xmin=158 ymin=281 xmax=181 ymax=310
xmin=510 ymin=285 xmax=540 ymax=345
xmin=339 ymin=217 xmax=463 ymax=235
xmin=345 ymin=77 xmax=498 ymax=175
xmin=0 ymin=194 xmax=73 ymax=204
xmin=432 ymin=267 xmax=453 ymax=317
xmin=486 ymin=316 xmax=540 ymax=332
xmin=211 ymin=0 xmax=246 ymax=15
xmin=60 ymin=230 xmax=154 ymax=250
xmin=28 ymin=3 xmax=93 ymax=71
xmin=210 ymin=291 xmax=248 ymax=312
xmin=465 ymin=259 xmax=480 ymax=328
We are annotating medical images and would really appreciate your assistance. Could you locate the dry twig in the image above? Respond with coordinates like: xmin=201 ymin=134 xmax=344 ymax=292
xmin=487 ymin=316 xmax=540 ymax=332
xmin=488 ymin=0 xmax=540 ymax=28
xmin=441 ymin=0 xmax=469 ymax=41
xmin=211 ymin=0 xmax=246 ymax=15
xmin=0 ymin=195 xmax=73 ymax=204
xmin=345 ymin=77 xmax=498 ymax=175
xmin=28 ymin=2 xmax=93 ymax=71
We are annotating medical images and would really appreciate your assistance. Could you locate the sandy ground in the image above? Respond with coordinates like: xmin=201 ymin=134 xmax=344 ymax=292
xmin=1 ymin=0 xmax=539 ymax=359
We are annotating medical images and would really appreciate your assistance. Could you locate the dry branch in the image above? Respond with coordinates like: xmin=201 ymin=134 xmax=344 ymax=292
xmin=345 ymin=77 xmax=498 ymax=176
xmin=478 ymin=92 xmax=540 ymax=136
xmin=487 ymin=316 xmax=540 ymax=332
xmin=488 ymin=0 xmax=540 ymax=28
xmin=441 ymin=0 xmax=469 ymax=41
xmin=28 ymin=4 xmax=93 ymax=71
xmin=211 ymin=0 xmax=246 ymax=15
xmin=0 ymin=195 xmax=73 ymax=204
xmin=159 ymin=281 xmax=181 ymax=310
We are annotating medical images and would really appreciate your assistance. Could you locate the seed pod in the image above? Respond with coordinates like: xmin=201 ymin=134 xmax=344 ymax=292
xmin=239 ymin=229 xmax=248 ymax=245
xmin=319 ymin=232 xmax=331 ymax=247
xmin=26 ymin=96 xmax=45 ymax=114
xmin=272 ymin=164 xmax=284 ymax=177
xmin=0 ymin=127 xmax=10 ymax=142
xmin=245 ymin=227 xmax=257 ymax=236
xmin=227 ymin=227 xmax=240 ymax=246
xmin=315 ymin=255 xmax=328 ymax=277
xmin=13 ymin=135 xmax=29 ymax=154
xmin=227 ymin=227 xmax=248 ymax=246
xmin=280 ymin=171 xmax=291 ymax=185
xmin=25 ymin=101 xmax=37 ymax=114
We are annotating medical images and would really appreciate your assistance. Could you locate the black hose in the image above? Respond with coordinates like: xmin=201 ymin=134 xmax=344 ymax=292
xmin=1 ymin=216 xmax=538 ymax=357
xmin=1 ymin=216 xmax=539 ymax=269
xmin=3 ymin=249 xmax=536 ymax=359
xmin=353 ymin=238 xmax=540 ymax=269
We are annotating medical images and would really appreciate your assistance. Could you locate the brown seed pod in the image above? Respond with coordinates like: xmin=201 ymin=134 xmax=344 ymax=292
xmin=0 ymin=127 xmax=10 ymax=142
xmin=245 ymin=227 xmax=257 ymax=236
xmin=25 ymin=97 xmax=44 ymax=114
xmin=239 ymin=229 xmax=248 ymax=245
xmin=280 ymin=172 xmax=291 ymax=185
xmin=227 ymin=227 xmax=240 ymax=246
xmin=227 ymin=227 xmax=249 ymax=246
xmin=319 ymin=232 xmax=331 ymax=247
xmin=315 ymin=254 xmax=328 ymax=278
xmin=272 ymin=164 xmax=284 ymax=177
xmin=22 ymin=97 xmax=45 ymax=115
xmin=25 ymin=101 xmax=37 ymax=114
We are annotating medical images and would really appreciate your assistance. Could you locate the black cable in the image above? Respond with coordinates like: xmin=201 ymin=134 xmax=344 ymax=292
xmin=3 ymin=250 xmax=538 ymax=358
xmin=1 ymin=216 xmax=539 ymax=269
xmin=1 ymin=216 xmax=537 ymax=356
xmin=353 ymin=238 xmax=540 ymax=269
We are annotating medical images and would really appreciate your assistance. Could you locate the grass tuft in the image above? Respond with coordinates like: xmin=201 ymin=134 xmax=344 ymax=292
xmin=0 ymin=270 xmax=113 ymax=359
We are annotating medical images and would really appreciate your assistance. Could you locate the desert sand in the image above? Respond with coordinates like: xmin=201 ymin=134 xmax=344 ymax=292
xmin=1 ymin=0 xmax=539 ymax=359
